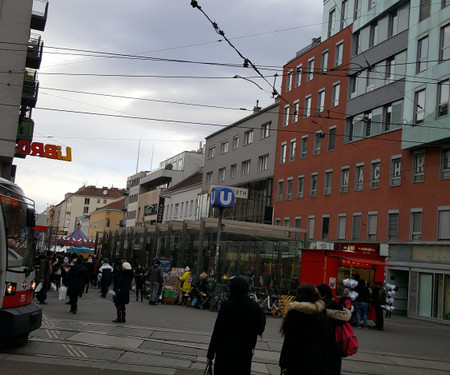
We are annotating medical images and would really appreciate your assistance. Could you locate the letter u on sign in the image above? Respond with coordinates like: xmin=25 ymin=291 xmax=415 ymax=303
xmin=210 ymin=187 xmax=235 ymax=208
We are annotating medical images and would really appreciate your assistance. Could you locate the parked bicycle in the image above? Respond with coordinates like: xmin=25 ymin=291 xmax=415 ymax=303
xmin=258 ymin=288 xmax=282 ymax=318
xmin=209 ymin=284 xmax=229 ymax=312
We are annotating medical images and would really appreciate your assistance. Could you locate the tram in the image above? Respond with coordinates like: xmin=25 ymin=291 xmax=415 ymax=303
xmin=0 ymin=177 xmax=42 ymax=346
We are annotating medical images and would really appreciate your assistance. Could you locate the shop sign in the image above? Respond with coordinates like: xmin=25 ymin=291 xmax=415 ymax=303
xmin=335 ymin=242 xmax=379 ymax=255
xmin=209 ymin=184 xmax=248 ymax=199
xmin=339 ymin=258 xmax=372 ymax=269
xmin=17 ymin=140 xmax=72 ymax=162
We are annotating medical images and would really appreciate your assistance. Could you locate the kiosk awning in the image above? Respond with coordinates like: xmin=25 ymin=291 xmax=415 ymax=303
xmin=339 ymin=256 xmax=393 ymax=268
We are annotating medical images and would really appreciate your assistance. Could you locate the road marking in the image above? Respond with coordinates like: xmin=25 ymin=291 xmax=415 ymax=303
xmin=62 ymin=344 xmax=88 ymax=358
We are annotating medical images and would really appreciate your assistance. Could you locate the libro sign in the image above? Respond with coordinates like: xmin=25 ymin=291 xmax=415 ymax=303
xmin=17 ymin=140 xmax=72 ymax=162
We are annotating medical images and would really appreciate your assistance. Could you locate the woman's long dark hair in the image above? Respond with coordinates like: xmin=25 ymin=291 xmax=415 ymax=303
xmin=316 ymin=283 xmax=334 ymax=306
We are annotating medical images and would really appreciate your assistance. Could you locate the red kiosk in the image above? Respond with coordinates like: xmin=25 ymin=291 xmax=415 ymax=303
xmin=299 ymin=243 xmax=392 ymax=320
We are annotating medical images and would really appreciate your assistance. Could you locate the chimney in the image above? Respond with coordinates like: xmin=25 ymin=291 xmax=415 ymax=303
xmin=253 ymin=100 xmax=261 ymax=114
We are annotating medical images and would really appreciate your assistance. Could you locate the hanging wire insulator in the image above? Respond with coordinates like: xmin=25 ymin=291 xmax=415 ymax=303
xmin=243 ymin=59 xmax=249 ymax=68
xmin=190 ymin=0 xmax=200 ymax=9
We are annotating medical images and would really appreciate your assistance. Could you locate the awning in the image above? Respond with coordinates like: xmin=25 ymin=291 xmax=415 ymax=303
xmin=338 ymin=256 xmax=393 ymax=268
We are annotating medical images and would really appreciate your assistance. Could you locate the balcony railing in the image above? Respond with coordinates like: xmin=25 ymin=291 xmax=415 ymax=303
xmin=22 ymin=69 xmax=39 ymax=108
xmin=26 ymin=33 xmax=43 ymax=69
xmin=31 ymin=0 xmax=49 ymax=31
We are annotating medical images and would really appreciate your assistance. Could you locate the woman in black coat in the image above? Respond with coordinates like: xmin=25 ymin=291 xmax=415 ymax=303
xmin=316 ymin=284 xmax=352 ymax=375
xmin=207 ymin=277 xmax=266 ymax=375
xmin=112 ymin=262 xmax=133 ymax=323
xmin=279 ymin=283 xmax=331 ymax=375
xmin=67 ymin=257 xmax=90 ymax=314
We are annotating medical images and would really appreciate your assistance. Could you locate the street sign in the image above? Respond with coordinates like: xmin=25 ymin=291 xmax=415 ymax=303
xmin=209 ymin=187 xmax=235 ymax=208
xmin=209 ymin=184 xmax=248 ymax=199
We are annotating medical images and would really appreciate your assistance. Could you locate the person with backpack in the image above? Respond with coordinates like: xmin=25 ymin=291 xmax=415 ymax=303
xmin=207 ymin=277 xmax=265 ymax=375
xmin=316 ymin=284 xmax=352 ymax=375
xmin=279 ymin=283 xmax=332 ymax=375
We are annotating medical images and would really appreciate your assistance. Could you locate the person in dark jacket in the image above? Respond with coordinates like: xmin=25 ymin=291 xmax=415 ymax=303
xmin=372 ymin=281 xmax=386 ymax=330
xmin=67 ymin=257 xmax=90 ymax=314
xmin=36 ymin=251 xmax=52 ymax=304
xmin=207 ymin=277 xmax=266 ymax=375
xmin=112 ymin=261 xmax=133 ymax=323
xmin=98 ymin=258 xmax=114 ymax=298
xmin=353 ymin=279 xmax=370 ymax=328
xmin=317 ymin=284 xmax=352 ymax=375
xmin=134 ymin=263 xmax=148 ymax=302
xmin=279 ymin=283 xmax=331 ymax=375
xmin=148 ymin=260 xmax=164 ymax=305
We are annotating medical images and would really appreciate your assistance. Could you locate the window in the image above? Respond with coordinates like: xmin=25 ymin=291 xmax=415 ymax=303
xmin=304 ymin=96 xmax=312 ymax=118
xmin=321 ymin=50 xmax=329 ymax=74
xmin=419 ymin=0 xmax=431 ymax=22
xmin=440 ymin=24 xmax=450 ymax=62
xmin=387 ymin=211 xmax=399 ymax=241
xmin=352 ymin=213 xmax=362 ymax=240
xmin=438 ymin=79 xmax=449 ymax=117
xmin=83 ymin=206 xmax=89 ymax=214
xmin=297 ymin=176 xmax=304 ymax=198
xmin=444 ymin=0 xmax=450 ymax=8
xmin=322 ymin=216 xmax=330 ymax=240
xmin=441 ymin=147 xmax=450 ymax=179
xmin=370 ymin=160 xmax=380 ymax=189
xmin=328 ymin=127 xmax=336 ymax=151
xmin=385 ymin=56 xmax=395 ymax=83
xmin=275 ymin=218 xmax=281 ymax=226
xmin=261 ymin=122 xmax=271 ymax=138
xmin=208 ymin=145 xmax=216 ymax=159
xmin=340 ymin=166 xmax=350 ymax=193
xmin=354 ymin=0 xmax=361 ymax=21
xmin=230 ymin=164 xmax=237 ymax=179
xmin=283 ymin=105 xmax=290 ymax=127
xmin=314 ymin=132 xmax=322 ymax=155
xmin=413 ymin=151 xmax=425 ymax=183
xmin=220 ymin=140 xmax=229 ymax=154
xmin=307 ymin=58 xmax=314 ymax=82
xmin=332 ymin=82 xmax=340 ymax=107
xmin=417 ymin=36 xmax=429 ymax=73
xmin=301 ymin=136 xmax=308 ymax=158
xmin=410 ymin=209 xmax=423 ymax=240
xmin=258 ymin=154 xmax=269 ymax=171
xmin=349 ymin=74 xmax=357 ymax=98
xmin=286 ymin=70 xmax=293 ymax=92
xmin=295 ymin=64 xmax=302 ymax=87
xmin=277 ymin=180 xmax=284 ymax=201
xmin=390 ymin=156 xmax=402 ymax=186
xmin=241 ymin=160 xmax=251 ymax=175
xmin=328 ymin=8 xmax=336 ymax=37
xmin=106 ymin=218 xmax=110 ymax=228
xmin=308 ymin=216 xmax=315 ymax=240
xmin=218 ymin=167 xmax=226 ymax=182
xmin=388 ymin=10 xmax=398 ymax=38
xmin=97 ymin=199 xmax=100 ymax=204
xmin=367 ymin=68 xmax=376 ymax=91
xmin=286 ymin=178 xmax=293 ymax=200
xmin=369 ymin=22 xmax=379 ymax=47
xmin=233 ymin=136 xmax=239 ymax=150
xmin=337 ymin=214 xmax=346 ymax=240
xmin=289 ymin=139 xmax=296 ymax=162
xmin=367 ymin=212 xmax=377 ymax=240
xmin=438 ymin=206 xmax=450 ymax=240
xmin=280 ymin=142 xmax=287 ymax=164
xmin=294 ymin=217 xmax=302 ymax=240
xmin=335 ymin=42 xmax=343 ymax=67
xmin=292 ymin=101 xmax=299 ymax=123
xmin=352 ymin=32 xmax=360 ymax=56
xmin=284 ymin=218 xmax=290 ymax=227
xmin=414 ymin=89 xmax=426 ymax=124
xmin=324 ymin=170 xmax=333 ymax=195
xmin=84 ymin=198 xmax=90 ymax=205
xmin=317 ymin=89 xmax=325 ymax=114
xmin=340 ymin=1 xmax=348 ymax=30
xmin=244 ymin=130 xmax=253 ymax=145
xmin=206 ymin=171 xmax=213 ymax=184
xmin=310 ymin=173 xmax=318 ymax=197
xmin=368 ymin=0 xmax=376 ymax=10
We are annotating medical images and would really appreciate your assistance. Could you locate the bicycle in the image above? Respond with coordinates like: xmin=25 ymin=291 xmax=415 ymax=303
xmin=209 ymin=284 xmax=228 ymax=312
xmin=258 ymin=289 xmax=282 ymax=318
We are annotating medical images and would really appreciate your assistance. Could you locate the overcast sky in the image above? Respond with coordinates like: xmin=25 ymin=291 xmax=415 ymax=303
xmin=14 ymin=0 xmax=324 ymax=213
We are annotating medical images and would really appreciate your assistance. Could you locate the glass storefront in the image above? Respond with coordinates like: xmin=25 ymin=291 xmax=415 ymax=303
xmin=417 ymin=272 xmax=450 ymax=320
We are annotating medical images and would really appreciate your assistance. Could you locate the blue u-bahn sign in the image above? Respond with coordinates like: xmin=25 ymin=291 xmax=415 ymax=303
xmin=209 ymin=187 xmax=235 ymax=208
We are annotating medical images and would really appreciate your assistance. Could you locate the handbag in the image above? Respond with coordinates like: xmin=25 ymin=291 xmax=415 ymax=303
xmin=204 ymin=360 xmax=213 ymax=375
xmin=35 ymin=282 xmax=43 ymax=293
xmin=58 ymin=285 xmax=68 ymax=300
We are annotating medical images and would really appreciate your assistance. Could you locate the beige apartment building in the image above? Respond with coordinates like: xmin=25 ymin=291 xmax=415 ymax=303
xmin=88 ymin=198 xmax=125 ymax=241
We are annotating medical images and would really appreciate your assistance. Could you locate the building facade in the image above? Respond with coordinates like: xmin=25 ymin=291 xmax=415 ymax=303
xmin=88 ymin=198 xmax=126 ymax=241
xmin=0 ymin=0 xmax=48 ymax=179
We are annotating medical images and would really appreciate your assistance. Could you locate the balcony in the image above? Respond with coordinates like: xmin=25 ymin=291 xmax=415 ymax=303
xmin=17 ymin=118 xmax=35 ymax=142
xmin=26 ymin=33 xmax=44 ymax=69
xmin=22 ymin=69 xmax=39 ymax=108
xmin=31 ymin=0 xmax=49 ymax=31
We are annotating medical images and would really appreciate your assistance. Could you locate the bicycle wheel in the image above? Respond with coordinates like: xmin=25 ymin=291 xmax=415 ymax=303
xmin=272 ymin=307 xmax=282 ymax=318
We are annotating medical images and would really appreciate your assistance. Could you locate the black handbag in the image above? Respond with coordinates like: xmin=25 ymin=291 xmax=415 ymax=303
xmin=204 ymin=360 xmax=213 ymax=375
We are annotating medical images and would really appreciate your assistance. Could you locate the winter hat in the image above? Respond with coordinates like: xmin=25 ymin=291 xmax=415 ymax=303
xmin=185 ymin=266 xmax=190 ymax=272
xmin=122 ymin=262 xmax=132 ymax=270
xmin=343 ymin=288 xmax=350 ymax=296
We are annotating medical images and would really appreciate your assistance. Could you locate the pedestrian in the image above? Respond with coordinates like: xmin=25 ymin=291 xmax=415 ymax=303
xmin=98 ymin=258 xmax=114 ymax=298
xmin=316 ymin=283 xmax=352 ymax=375
xmin=112 ymin=261 xmax=133 ymax=323
xmin=353 ymin=279 xmax=370 ymax=329
xmin=36 ymin=251 xmax=52 ymax=305
xmin=112 ymin=258 xmax=124 ymax=292
xmin=339 ymin=288 xmax=353 ymax=311
xmin=85 ymin=256 xmax=94 ymax=293
xmin=148 ymin=259 xmax=163 ymax=305
xmin=134 ymin=263 xmax=148 ymax=302
xmin=67 ymin=256 xmax=90 ymax=314
xmin=372 ymin=281 xmax=386 ymax=330
xmin=92 ymin=257 xmax=100 ymax=287
xmin=279 ymin=283 xmax=331 ymax=375
xmin=207 ymin=277 xmax=266 ymax=375
xmin=177 ymin=266 xmax=192 ymax=305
